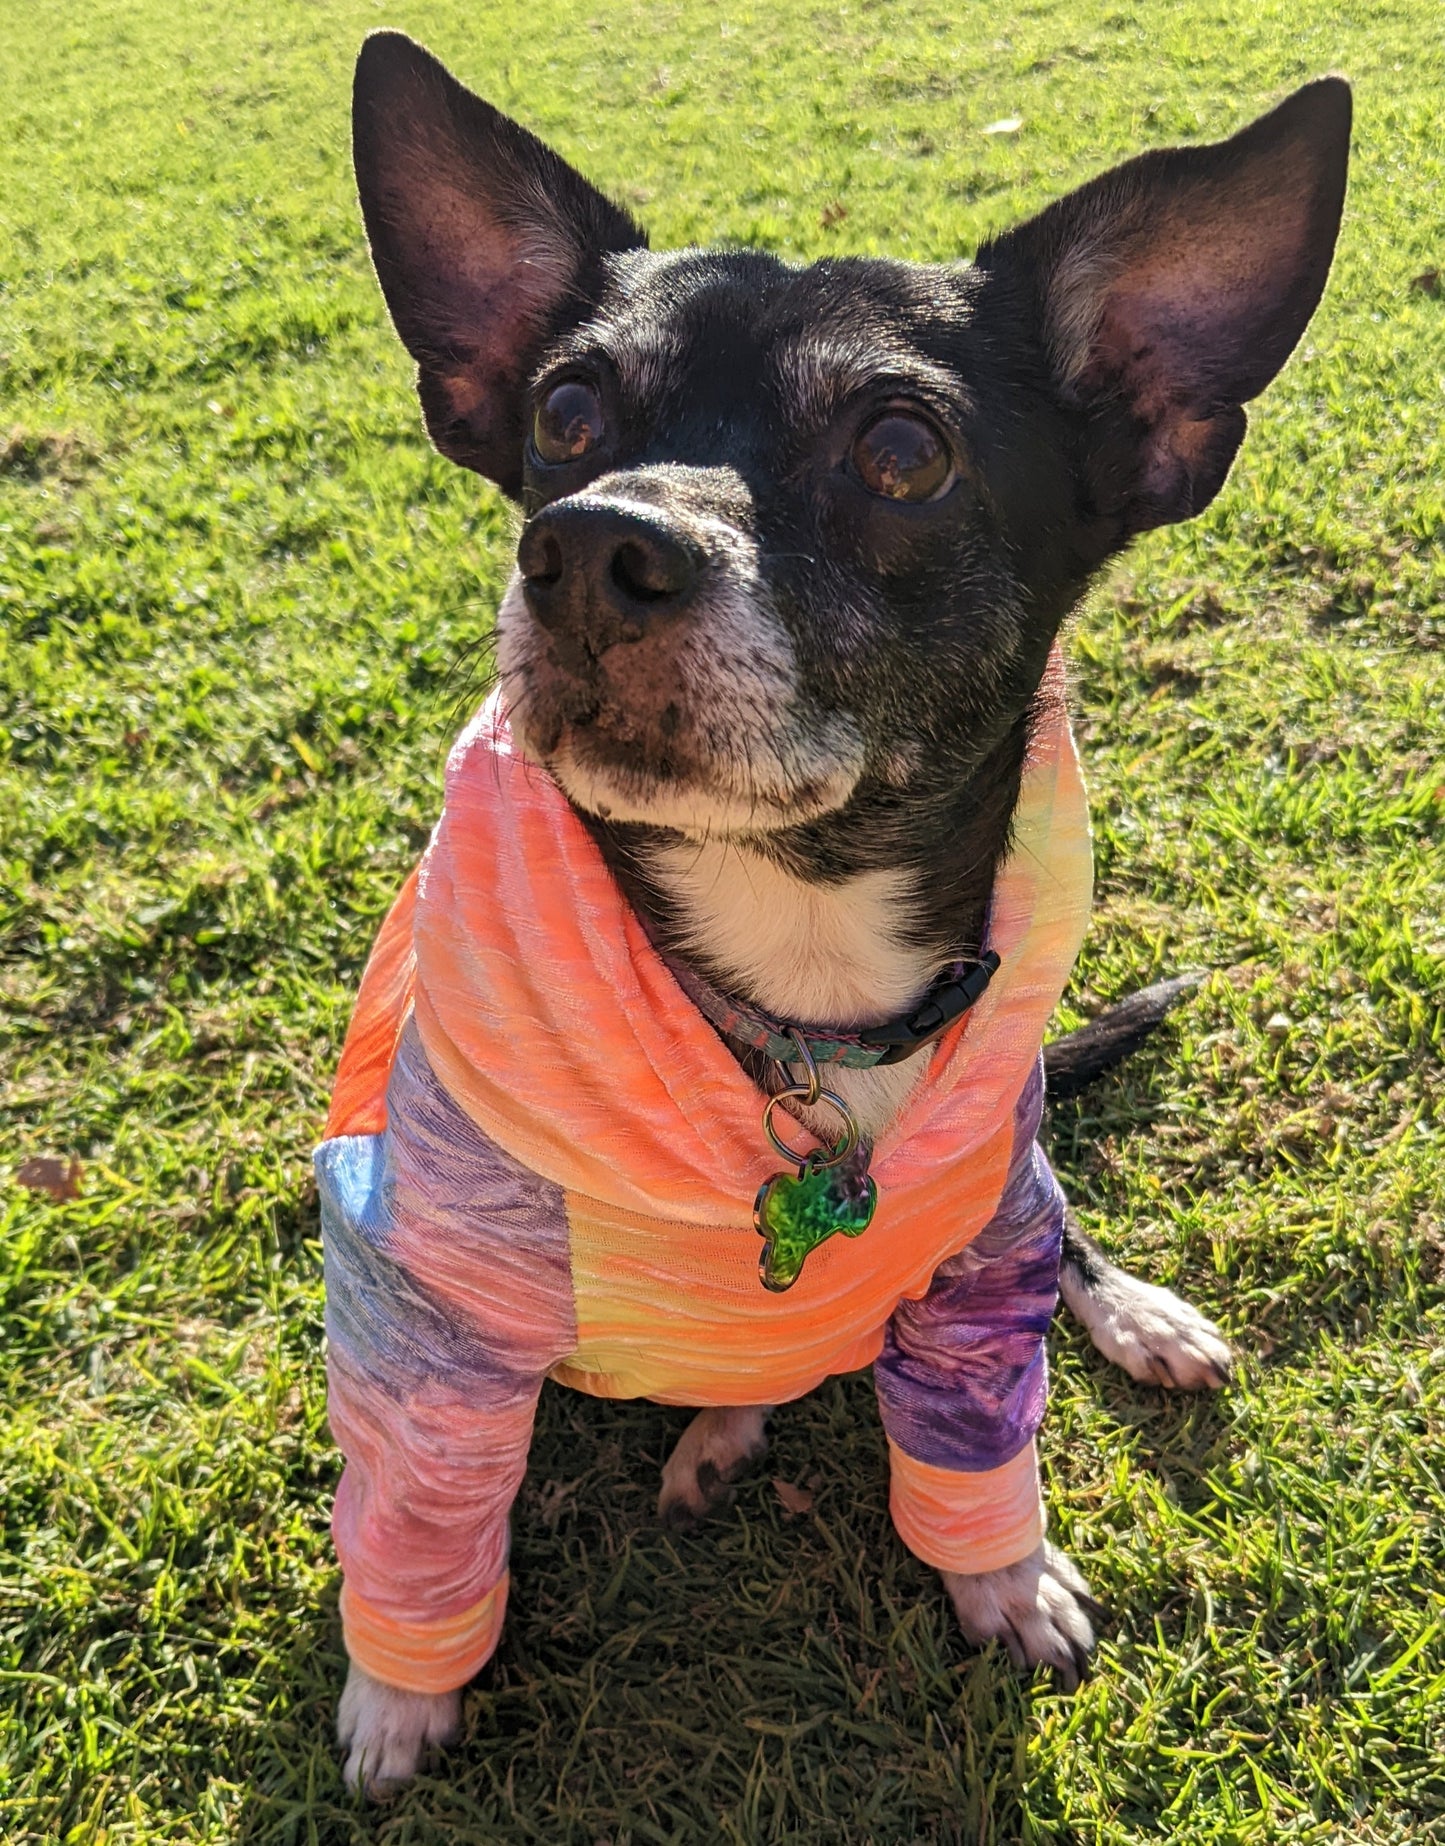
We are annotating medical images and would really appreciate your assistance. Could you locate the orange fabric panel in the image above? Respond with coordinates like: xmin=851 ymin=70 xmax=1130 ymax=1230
xmin=339 ymin=1575 xmax=508 ymax=1695
xmin=408 ymin=661 xmax=1091 ymax=1240
xmin=887 ymin=1439 xmax=1044 ymax=1575
xmin=324 ymin=868 xmax=419 ymax=1141
xmin=553 ymin=1103 xmax=1015 ymax=1404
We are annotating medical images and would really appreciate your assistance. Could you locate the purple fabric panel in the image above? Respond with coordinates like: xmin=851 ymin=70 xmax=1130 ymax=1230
xmin=319 ymin=1133 xmax=517 ymax=1397
xmin=1009 ymin=1057 xmax=1047 ymax=1171
xmin=874 ymin=1061 xmax=1065 ymax=1472
xmin=319 ymin=1016 xmax=576 ymax=1401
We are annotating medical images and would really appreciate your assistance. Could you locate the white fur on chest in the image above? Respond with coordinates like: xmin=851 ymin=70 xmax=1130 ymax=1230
xmin=645 ymin=839 xmax=941 ymax=1143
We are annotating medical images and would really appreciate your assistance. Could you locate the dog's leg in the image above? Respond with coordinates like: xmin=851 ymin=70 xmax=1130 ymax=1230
xmin=318 ymin=1019 xmax=579 ymax=1796
xmin=657 ymin=1405 xmax=771 ymax=1525
xmin=1045 ymin=984 xmax=1232 ymax=1388
xmin=337 ymin=1663 xmax=462 ymax=1795
xmin=941 ymin=1540 xmax=1099 ymax=1690
xmin=1059 ymin=1214 xmax=1232 ymax=1390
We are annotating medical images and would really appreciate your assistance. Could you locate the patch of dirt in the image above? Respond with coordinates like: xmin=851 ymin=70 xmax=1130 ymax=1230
xmin=0 ymin=424 xmax=96 ymax=483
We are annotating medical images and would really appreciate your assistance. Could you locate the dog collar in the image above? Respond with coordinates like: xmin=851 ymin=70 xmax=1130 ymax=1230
xmin=644 ymin=921 xmax=1000 ymax=1287
xmin=660 ymin=945 xmax=1001 ymax=1288
xmin=660 ymin=947 xmax=1001 ymax=1071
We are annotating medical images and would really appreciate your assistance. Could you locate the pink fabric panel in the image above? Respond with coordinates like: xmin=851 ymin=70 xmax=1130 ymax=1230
xmin=328 ymin=1345 xmax=535 ymax=1682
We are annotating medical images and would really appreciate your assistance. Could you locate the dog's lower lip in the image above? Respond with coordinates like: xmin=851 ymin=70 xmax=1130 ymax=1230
xmin=548 ymin=740 xmax=856 ymax=834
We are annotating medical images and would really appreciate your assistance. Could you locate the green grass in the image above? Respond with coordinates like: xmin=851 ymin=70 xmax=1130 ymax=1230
xmin=1 ymin=0 xmax=1442 ymax=1839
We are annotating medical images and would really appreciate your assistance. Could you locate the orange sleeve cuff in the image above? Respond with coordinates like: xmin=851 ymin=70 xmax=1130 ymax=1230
xmin=887 ymin=1440 xmax=1044 ymax=1576
xmin=339 ymin=1572 xmax=508 ymax=1695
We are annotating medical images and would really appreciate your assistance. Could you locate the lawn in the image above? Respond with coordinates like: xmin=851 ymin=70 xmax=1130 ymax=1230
xmin=1 ymin=0 xmax=1442 ymax=1840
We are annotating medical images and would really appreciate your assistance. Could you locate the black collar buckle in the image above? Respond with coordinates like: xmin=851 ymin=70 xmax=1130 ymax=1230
xmin=855 ymin=952 xmax=1001 ymax=1065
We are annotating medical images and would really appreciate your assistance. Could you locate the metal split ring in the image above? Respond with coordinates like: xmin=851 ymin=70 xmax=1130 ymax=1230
xmin=762 ymin=1026 xmax=861 ymax=1171
xmin=784 ymin=1026 xmax=822 ymax=1104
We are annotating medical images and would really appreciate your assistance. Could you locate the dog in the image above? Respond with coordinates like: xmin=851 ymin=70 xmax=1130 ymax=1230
xmin=320 ymin=32 xmax=1349 ymax=1792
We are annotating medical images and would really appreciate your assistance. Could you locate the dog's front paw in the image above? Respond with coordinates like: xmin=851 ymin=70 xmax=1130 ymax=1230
xmin=1073 ymin=1270 xmax=1233 ymax=1390
xmin=657 ymin=1405 xmax=770 ymax=1527
xmin=337 ymin=1662 xmax=461 ymax=1796
xmin=942 ymin=1541 xmax=1100 ymax=1691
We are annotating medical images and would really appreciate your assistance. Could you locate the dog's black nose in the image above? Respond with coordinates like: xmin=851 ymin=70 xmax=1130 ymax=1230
xmin=518 ymin=500 xmax=701 ymax=647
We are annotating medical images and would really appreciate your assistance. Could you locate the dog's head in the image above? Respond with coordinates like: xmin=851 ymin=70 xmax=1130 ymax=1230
xmin=353 ymin=34 xmax=1348 ymax=873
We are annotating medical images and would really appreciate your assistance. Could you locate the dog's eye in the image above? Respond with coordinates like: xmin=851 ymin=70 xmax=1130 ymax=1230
xmin=534 ymin=380 xmax=605 ymax=463
xmin=851 ymin=412 xmax=953 ymax=503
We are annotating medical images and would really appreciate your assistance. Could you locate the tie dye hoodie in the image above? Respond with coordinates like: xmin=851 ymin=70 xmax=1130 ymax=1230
xmin=316 ymin=652 xmax=1093 ymax=1694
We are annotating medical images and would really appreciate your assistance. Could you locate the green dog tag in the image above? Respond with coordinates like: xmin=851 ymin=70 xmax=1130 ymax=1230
xmin=753 ymin=1154 xmax=877 ymax=1292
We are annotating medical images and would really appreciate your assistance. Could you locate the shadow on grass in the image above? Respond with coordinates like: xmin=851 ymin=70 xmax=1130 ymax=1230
xmin=234 ymin=1377 xmax=1090 ymax=1845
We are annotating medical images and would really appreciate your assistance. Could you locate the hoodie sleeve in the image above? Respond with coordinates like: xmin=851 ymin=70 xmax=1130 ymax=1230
xmin=317 ymin=1018 xmax=577 ymax=1694
xmin=873 ymin=1079 xmax=1065 ymax=1577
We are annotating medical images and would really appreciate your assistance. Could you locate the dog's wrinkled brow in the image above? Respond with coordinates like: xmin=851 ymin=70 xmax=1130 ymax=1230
xmin=549 ymin=321 xmax=693 ymax=415
xmin=595 ymin=324 xmax=689 ymax=412
xmin=771 ymin=335 xmax=968 ymax=429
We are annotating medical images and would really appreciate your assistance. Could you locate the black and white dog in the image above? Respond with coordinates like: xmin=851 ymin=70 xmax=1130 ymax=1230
xmin=338 ymin=33 xmax=1348 ymax=1786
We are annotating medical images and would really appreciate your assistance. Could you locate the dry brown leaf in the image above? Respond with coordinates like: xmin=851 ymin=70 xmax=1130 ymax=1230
xmin=820 ymin=200 xmax=848 ymax=229
xmin=772 ymin=1477 xmax=814 ymax=1516
xmin=1411 ymin=268 xmax=1441 ymax=296
xmin=15 ymin=1155 xmax=83 ymax=1200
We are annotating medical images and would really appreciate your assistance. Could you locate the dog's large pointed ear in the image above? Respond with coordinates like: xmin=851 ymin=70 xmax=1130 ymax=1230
xmin=977 ymin=79 xmax=1351 ymax=535
xmin=352 ymin=32 xmax=646 ymax=497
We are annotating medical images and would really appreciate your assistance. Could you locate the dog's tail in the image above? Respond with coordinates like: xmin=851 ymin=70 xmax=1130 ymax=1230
xmin=1042 ymin=971 xmax=1205 ymax=1100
